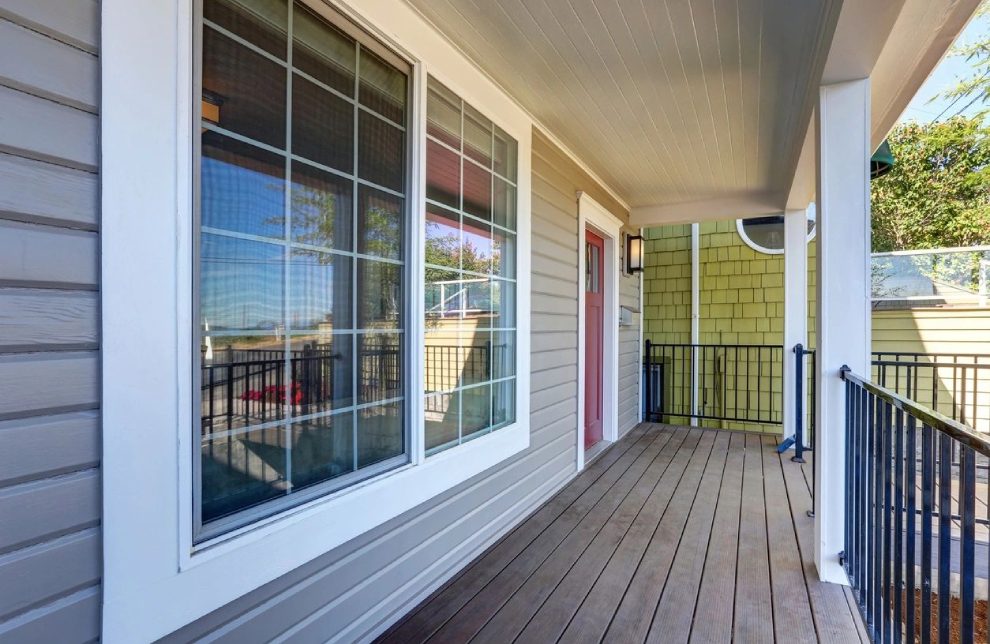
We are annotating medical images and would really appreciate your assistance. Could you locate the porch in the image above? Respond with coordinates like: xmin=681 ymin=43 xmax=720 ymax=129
xmin=379 ymin=423 xmax=866 ymax=643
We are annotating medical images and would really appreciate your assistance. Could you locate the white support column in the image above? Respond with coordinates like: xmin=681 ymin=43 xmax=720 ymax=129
xmin=815 ymin=78 xmax=872 ymax=584
xmin=783 ymin=208 xmax=808 ymax=444
xmin=690 ymin=223 xmax=700 ymax=425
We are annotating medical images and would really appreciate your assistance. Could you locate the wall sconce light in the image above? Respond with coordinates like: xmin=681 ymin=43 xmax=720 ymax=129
xmin=626 ymin=234 xmax=644 ymax=273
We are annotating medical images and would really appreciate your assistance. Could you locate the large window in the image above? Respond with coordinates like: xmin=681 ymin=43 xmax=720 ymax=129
xmin=196 ymin=0 xmax=410 ymax=538
xmin=424 ymin=78 xmax=518 ymax=455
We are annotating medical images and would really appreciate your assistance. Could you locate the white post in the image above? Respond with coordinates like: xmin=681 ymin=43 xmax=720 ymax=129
xmin=690 ymin=223 xmax=700 ymax=425
xmin=815 ymin=79 xmax=872 ymax=584
xmin=783 ymin=208 xmax=809 ymax=445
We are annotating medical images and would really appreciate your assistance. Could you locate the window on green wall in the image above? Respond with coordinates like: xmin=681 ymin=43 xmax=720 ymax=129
xmin=737 ymin=204 xmax=816 ymax=254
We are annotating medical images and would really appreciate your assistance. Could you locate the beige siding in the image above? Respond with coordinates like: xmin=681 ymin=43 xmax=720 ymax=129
xmin=0 ymin=1 xmax=102 ymax=641
xmin=872 ymin=307 xmax=990 ymax=355
xmin=162 ymin=129 xmax=638 ymax=641
xmin=873 ymin=307 xmax=990 ymax=432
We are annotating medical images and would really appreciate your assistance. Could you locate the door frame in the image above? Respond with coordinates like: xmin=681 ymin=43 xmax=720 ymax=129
xmin=576 ymin=191 xmax=622 ymax=471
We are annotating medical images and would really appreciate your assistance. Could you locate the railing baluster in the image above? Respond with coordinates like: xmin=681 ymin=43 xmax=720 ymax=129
xmin=859 ymin=384 xmax=868 ymax=606
xmin=882 ymin=400 xmax=893 ymax=644
xmin=937 ymin=432 xmax=951 ymax=644
xmin=921 ymin=422 xmax=933 ymax=644
xmin=871 ymin=391 xmax=882 ymax=636
xmin=892 ymin=407 xmax=904 ymax=644
xmin=904 ymin=414 xmax=916 ymax=644
xmin=959 ymin=445 xmax=975 ymax=642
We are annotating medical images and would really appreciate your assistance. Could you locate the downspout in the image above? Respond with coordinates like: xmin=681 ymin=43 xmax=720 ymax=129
xmin=691 ymin=223 xmax=700 ymax=425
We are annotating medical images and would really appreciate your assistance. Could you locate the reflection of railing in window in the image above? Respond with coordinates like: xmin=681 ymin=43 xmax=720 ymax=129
xmin=201 ymin=343 xmax=507 ymax=431
xmin=426 ymin=278 xmax=492 ymax=319
xmin=201 ymin=346 xmax=342 ymax=433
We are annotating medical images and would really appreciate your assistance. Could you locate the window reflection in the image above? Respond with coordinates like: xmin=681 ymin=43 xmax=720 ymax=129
xmin=198 ymin=0 xmax=408 ymax=536
xmin=423 ymin=77 xmax=518 ymax=456
xmin=202 ymin=133 xmax=286 ymax=238
xmin=290 ymin=161 xmax=352 ymax=251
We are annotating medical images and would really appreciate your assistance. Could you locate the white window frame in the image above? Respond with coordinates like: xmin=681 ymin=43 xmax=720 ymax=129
xmin=100 ymin=0 xmax=531 ymax=640
xmin=736 ymin=204 xmax=817 ymax=255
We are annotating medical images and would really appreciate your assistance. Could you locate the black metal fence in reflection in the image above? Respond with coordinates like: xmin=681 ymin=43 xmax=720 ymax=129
xmin=202 ymin=343 xmax=501 ymax=431
xmin=643 ymin=342 xmax=784 ymax=425
xmin=842 ymin=367 xmax=990 ymax=644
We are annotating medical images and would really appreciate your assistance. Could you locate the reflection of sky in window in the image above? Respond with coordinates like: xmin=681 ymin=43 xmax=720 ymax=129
xmin=201 ymin=233 xmax=283 ymax=330
xmin=202 ymin=155 xmax=285 ymax=239
xmin=202 ymin=234 xmax=354 ymax=332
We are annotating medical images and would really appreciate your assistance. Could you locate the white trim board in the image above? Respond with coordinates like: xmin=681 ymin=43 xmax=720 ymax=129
xmin=576 ymin=191 xmax=622 ymax=472
xmin=100 ymin=0 xmax=532 ymax=640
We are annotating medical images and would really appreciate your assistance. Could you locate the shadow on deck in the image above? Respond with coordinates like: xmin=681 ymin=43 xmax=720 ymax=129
xmin=378 ymin=423 xmax=868 ymax=644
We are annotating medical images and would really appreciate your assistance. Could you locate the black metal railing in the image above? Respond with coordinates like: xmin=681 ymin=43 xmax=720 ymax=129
xmin=872 ymin=351 xmax=990 ymax=434
xmin=784 ymin=343 xmax=816 ymax=464
xmin=842 ymin=367 xmax=989 ymax=643
xmin=643 ymin=341 xmax=784 ymax=425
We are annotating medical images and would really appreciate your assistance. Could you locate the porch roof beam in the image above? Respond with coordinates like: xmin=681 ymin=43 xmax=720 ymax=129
xmin=628 ymin=192 xmax=784 ymax=228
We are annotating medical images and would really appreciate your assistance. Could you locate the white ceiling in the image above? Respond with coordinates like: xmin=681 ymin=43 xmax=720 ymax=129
xmin=404 ymin=0 xmax=841 ymax=212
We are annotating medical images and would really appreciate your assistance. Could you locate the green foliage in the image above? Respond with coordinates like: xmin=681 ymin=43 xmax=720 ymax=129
xmin=934 ymin=0 xmax=990 ymax=121
xmin=871 ymin=117 xmax=990 ymax=251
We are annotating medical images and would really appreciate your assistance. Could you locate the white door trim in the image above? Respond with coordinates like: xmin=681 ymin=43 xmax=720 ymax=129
xmin=576 ymin=191 xmax=622 ymax=471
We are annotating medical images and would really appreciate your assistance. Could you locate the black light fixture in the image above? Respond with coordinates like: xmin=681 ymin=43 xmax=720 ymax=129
xmin=626 ymin=234 xmax=644 ymax=273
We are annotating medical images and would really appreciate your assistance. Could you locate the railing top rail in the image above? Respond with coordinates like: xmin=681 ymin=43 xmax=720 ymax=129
xmin=871 ymin=358 xmax=990 ymax=369
xmin=872 ymin=351 xmax=990 ymax=360
xmin=646 ymin=342 xmax=783 ymax=350
xmin=840 ymin=366 xmax=990 ymax=457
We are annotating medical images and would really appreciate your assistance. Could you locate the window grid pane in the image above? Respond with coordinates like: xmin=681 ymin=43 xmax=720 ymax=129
xmin=197 ymin=0 xmax=408 ymax=538
xmin=424 ymin=76 xmax=518 ymax=457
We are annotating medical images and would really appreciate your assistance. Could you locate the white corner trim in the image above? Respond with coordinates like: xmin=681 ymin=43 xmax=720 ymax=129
xmin=576 ymin=192 xmax=622 ymax=472
xmin=100 ymin=0 xmax=533 ymax=640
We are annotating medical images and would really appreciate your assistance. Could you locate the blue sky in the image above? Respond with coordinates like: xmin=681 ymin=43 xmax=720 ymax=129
xmin=899 ymin=11 xmax=990 ymax=123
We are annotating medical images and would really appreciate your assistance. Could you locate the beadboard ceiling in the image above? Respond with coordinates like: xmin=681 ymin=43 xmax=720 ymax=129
xmin=403 ymin=0 xmax=841 ymax=212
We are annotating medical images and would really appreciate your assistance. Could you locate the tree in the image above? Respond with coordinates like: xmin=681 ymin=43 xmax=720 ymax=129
xmin=933 ymin=0 xmax=990 ymax=122
xmin=871 ymin=117 xmax=990 ymax=252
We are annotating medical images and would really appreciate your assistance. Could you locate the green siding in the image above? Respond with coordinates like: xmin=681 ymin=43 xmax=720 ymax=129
xmin=644 ymin=220 xmax=815 ymax=433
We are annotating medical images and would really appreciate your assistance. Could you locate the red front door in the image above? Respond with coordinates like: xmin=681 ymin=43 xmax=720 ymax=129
xmin=584 ymin=230 xmax=604 ymax=449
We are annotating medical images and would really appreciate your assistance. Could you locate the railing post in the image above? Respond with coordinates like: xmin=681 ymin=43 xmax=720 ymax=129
xmin=793 ymin=343 xmax=806 ymax=463
xmin=644 ymin=339 xmax=652 ymax=422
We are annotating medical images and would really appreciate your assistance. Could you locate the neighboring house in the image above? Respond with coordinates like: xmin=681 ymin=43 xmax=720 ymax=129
xmin=0 ymin=0 xmax=982 ymax=642
xmin=643 ymin=222 xmax=990 ymax=432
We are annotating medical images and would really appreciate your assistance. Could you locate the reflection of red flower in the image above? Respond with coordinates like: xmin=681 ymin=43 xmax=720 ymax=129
xmin=239 ymin=382 xmax=304 ymax=405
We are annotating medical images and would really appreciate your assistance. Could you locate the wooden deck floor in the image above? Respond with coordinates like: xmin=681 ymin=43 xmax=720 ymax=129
xmin=378 ymin=423 xmax=868 ymax=644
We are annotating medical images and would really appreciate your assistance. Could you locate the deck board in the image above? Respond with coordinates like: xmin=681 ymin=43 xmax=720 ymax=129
xmin=598 ymin=429 xmax=715 ymax=643
xmin=512 ymin=430 xmax=705 ymax=644
xmin=763 ymin=435 xmax=817 ymax=644
xmin=689 ymin=431 xmax=746 ymax=644
xmin=644 ymin=431 xmax=731 ymax=644
xmin=377 ymin=423 xmax=867 ymax=644
xmin=734 ymin=433 xmax=775 ymax=642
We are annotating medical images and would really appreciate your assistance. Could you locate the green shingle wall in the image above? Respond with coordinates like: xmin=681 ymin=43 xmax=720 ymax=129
xmin=643 ymin=220 xmax=817 ymax=433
